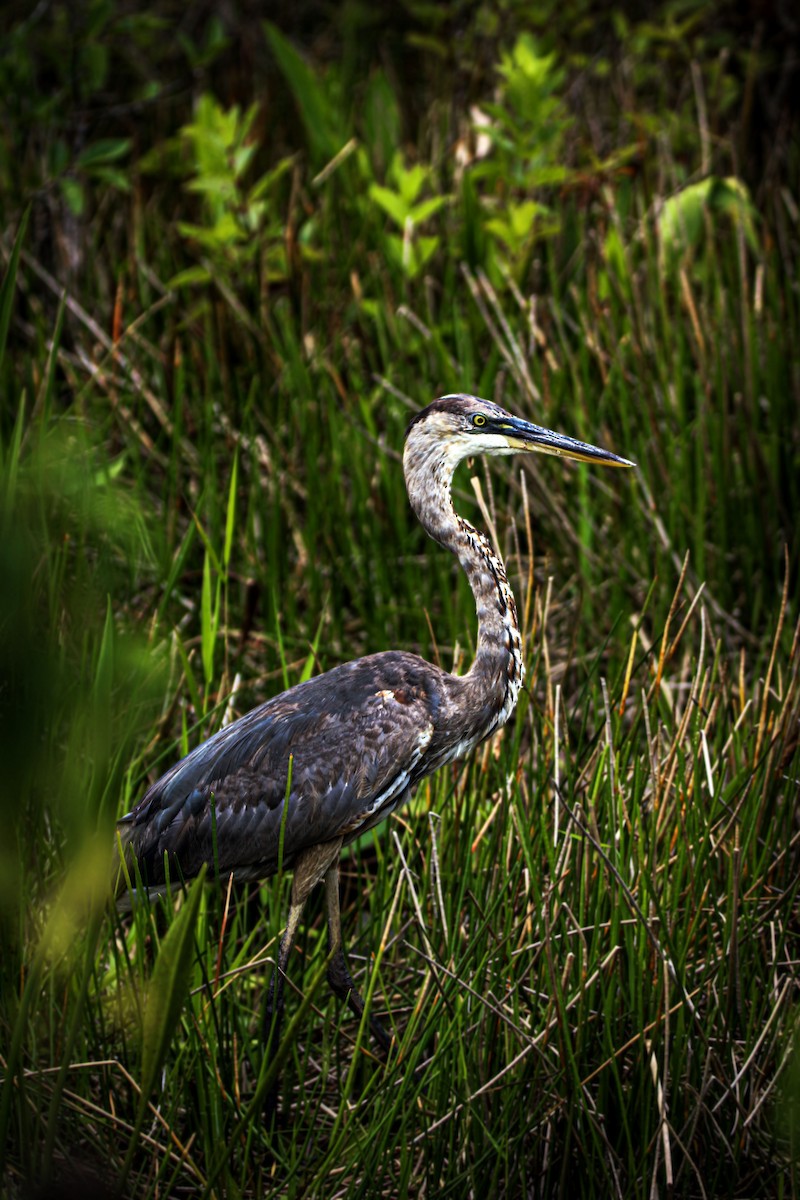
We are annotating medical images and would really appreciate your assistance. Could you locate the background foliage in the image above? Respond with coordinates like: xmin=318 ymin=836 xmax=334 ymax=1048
xmin=1 ymin=1 xmax=799 ymax=1196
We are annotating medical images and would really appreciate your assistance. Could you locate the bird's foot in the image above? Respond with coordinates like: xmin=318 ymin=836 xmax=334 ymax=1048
xmin=327 ymin=948 xmax=393 ymax=1057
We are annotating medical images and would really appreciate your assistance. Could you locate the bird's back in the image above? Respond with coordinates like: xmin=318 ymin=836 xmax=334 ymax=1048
xmin=117 ymin=651 xmax=465 ymax=891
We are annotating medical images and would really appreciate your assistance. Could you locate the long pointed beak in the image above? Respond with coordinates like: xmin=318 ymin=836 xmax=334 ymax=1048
xmin=504 ymin=416 xmax=635 ymax=468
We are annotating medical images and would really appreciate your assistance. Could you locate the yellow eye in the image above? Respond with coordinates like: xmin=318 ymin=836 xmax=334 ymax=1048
xmin=472 ymin=414 xmax=487 ymax=427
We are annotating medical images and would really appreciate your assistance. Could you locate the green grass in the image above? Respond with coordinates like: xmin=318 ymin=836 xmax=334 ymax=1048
xmin=1 ymin=8 xmax=799 ymax=1197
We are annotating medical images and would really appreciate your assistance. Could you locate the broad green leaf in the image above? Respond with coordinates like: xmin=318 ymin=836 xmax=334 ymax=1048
xmin=119 ymin=869 xmax=206 ymax=1190
xmin=178 ymin=215 xmax=245 ymax=247
xmin=413 ymin=234 xmax=439 ymax=274
xmin=393 ymin=161 xmax=428 ymax=206
xmin=75 ymin=138 xmax=131 ymax=167
xmin=185 ymin=176 xmax=238 ymax=196
xmin=85 ymin=165 xmax=131 ymax=190
xmin=167 ymin=265 xmax=213 ymax=288
xmin=139 ymin=868 xmax=206 ymax=1099
xmin=264 ymin=22 xmax=343 ymax=164
xmin=409 ymin=195 xmax=448 ymax=224
xmin=658 ymin=175 xmax=758 ymax=269
xmin=658 ymin=179 xmax=712 ymax=258
xmin=711 ymin=175 xmax=759 ymax=252
xmin=233 ymin=144 xmax=257 ymax=179
xmin=369 ymin=184 xmax=408 ymax=226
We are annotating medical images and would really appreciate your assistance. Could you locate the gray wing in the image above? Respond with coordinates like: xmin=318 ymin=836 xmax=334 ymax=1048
xmin=117 ymin=652 xmax=440 ymax=890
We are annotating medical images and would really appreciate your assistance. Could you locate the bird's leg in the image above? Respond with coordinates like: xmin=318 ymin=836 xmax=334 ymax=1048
xmin=265 ymin=838 xmax=344 ymax=1044
xmin=323 ymin=862 xmax=393 ymax=1055
xmin=265 ymin=894 xmax=305 ymax=1043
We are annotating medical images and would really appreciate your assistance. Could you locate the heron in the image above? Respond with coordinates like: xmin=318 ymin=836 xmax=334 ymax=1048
xmin=117 ymin=394 xmax=633 ymax=1050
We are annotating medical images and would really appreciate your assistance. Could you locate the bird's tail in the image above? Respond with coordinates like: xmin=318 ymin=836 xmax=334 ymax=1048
xmin=112 ymin=819 xmax=139 ymax=911
xmin=113 ymin=819 xmax=174 ymax=911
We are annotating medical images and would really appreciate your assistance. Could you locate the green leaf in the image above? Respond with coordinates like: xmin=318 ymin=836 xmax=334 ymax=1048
xmin=710 ymin=176 xmax=759 ymax=252
xmin=84 ymin=165 xmax=131 ymax=191
xmin=299 ymin=604 xmax=328 ymax=684
xmin=140 ymin=869 xmax=206 ymax=1098
xmin=369 ymin=184 xmax=408 ymax=227
xmin=166 ymin=265 xmax=213 ymax=288
xmin=157 ymin=520 xmax=197 ymax=620
xmin=264 ymin=22 xmax=343 ymax=164
xmin=75 ymin=138 xmax=131 ymax=168
xmin=658 ymin=179 xmax=711 ymax=259
xmin=248 ymin=154 xmax=295 ymax=203
xmin=119 ymin=868 xmax=206 ymax=1191
xmin=657 ymin=176 xmax=758 ymax=269
xmin=178 ymin=215 xmax=245 ymax=249
xmin=413 ymin=234 xmax=439 ymax=274
xmin=233 ymin=143 xmax=257 ymax=179
xmin=60 ymin=177 xmax=84 ymax=217
xmin=201 ymin=550 xmax=214 ymax=687
xmin=409 ymin=195 xmax=448 ymax=224
xmin=90 ymin=600 xmax=115 ymax=766
xmin=362 ymin=70 xmax=401 ymax=175
xmin=223 ymin=450 xmax=238 ymax=573
xmin=184 ymin=176 xmax=238 ymax=198
xmin=390 ymin=159 xmax=428 ymax=206
xmin=79 ymin=42 xmax=108 ymax=94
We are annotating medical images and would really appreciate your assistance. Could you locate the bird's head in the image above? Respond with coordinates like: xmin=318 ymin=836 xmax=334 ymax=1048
xmin=405 ymin=394 xmax=634 ymax=471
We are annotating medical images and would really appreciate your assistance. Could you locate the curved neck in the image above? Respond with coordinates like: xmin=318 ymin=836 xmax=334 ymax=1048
xmin=403 ymin=433 xmax=524 ymax=731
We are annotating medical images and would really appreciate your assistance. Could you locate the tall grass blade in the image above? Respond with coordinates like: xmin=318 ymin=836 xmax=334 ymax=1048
xmin=223 ymin=449 xmax=238 ymax=574
xmin=201 ymin=549 xmax=214 ymax=691
xmin=1 ymin=393 xmax=25 ymax=510
xmin=119 ymin=866 xmax=207 ymax=1191
xmin=263 ymin=22 xmax=344 ymax=164
xmin=0 ymin=207 xmax=29 ymax=370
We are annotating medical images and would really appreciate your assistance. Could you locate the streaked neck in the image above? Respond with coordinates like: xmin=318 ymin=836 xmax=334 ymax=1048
xmin=403 ymin=432 xmax=524 ymax=728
